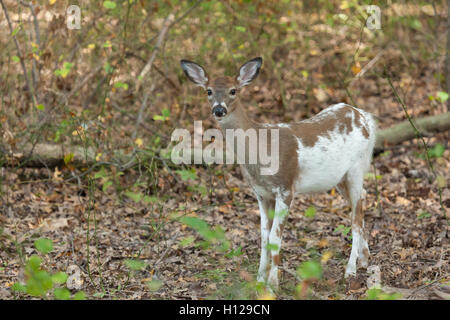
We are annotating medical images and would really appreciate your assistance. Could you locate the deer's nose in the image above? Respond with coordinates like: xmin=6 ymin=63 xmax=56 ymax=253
xmin=212 ymin=105 xmax=227 ymax=118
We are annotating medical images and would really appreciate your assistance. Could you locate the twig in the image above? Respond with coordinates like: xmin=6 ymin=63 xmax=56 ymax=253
xmin=66 ymin=65 xmax=103 ymax=100
xmin=384 ymin=68 xmax=445 ymax=216
xmin=0 ymin=0 xmax=37 ymax=106
xmin=154 ymin=232 xmax=180 ymax=267
xmin=338 ymin=17 xmax=369 ymax=108
xmin=111 ymin=101 xmax=170 ymax=142
xmin=18 ymin=0 xmax=41 ymax=90
xmin=349 ymin=50 xmax=384 ymax=86
xmin=136 ymin=13 xmax=175 ymax=91
xmin=18 ymin=0 xmax=40 ymax=47
xmin=132 ymin=84 xmax=154 ymax=140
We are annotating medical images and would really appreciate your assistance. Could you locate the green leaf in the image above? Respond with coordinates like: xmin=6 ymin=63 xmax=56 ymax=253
xmin=436 ymin=175 xmax=446 ymax=189
xmin=225 ymin=246 xmax=243 ymax=258
xmin=34 ymin=238 xmax=53 ymax=254
xmin=266 ymin=243 xmax=279 ymax=251
xmin=27 ymin=255 xmax=42 ymax=272
xmin=11 ymin=26 xmax=20 ymax=37
xmin=334 ymin=224 xmax=351 ymax=236
xmin=12 ymin=55 xmax=20 ymax=62
xmin=73 ymin=291 xmax=86 ymax=300
xmin=180 ymin=217 xmax=211 ymax=239
xmin=26 ymin=270 xmax=53 ymax=296
xmin=176 ymin=169 xmax=197 ymax=181
xmin=436 ymin=91 xmax=449 ymax=103
xmin=417 ymin=211 xmax=431 ymax=219
xmin=51 ymin=272 xmax=68 ymax=284
xmin=143 ymin=195 xmax=158 ymax=204
xmin=104 ymin=62 xmax=113 ymax=73
xmin=36 ymin=104 xmax=45 ymax=111
xmin=94 ymin=166 xmax=107 ymax=179
xmin=124 ymin=191 xmax=141 ymax=202
xmin=147 ymin=279 xmax=163 ymax=291
xmin=297 ymin=260 xmax=323 ymax=280
xmin=153 ymin=115 xmax=165 ymax=121
xmin=410 ymin=18 xmax=422 ymax=30
xmin=11 ymin=282 xmax=27 ymax=293
xmin=103 ymin=1 xmax=117 ymax=9
xmin=63 ymin=62 xmax=73 ymax=70
xmin=54 ymin=287 xmax=71 ymax=300
xmin=102 ymin=180 xmax=113 ymax=192
xmin=301 ymin=70 xmax=308 ymax=79
xmin=161 ymin=108 xmax=171 ymax=117
xmin=93 ymin=292 xmax=105 ymax=298
xmin=366 ymin=287 xmax=402 ymax=300
xmin=179 ymin=236 xmax=195 ymax=247
xmin=304 ymin=206 xmax=316 ymax=218
xmin=268 ymin=209 xmax=275 ymax=219
xmin=114 ymin=81 xmax=129 ymax=90
xmin=64 ymin=153 xmax=74 ymax=165
xmin=124 ymin=259 xmax=146 ymax=271
xmin=235 ymin=26 xmax=246 ymax=32
xmin=428 ymin=143 xmax=445 ymax=158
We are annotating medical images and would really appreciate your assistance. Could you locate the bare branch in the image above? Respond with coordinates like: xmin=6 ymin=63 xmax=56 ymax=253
xmin=0 ymin=0 xmax=37 ymax=106
xmin=136 ymin=13 xmax=175 ymax=91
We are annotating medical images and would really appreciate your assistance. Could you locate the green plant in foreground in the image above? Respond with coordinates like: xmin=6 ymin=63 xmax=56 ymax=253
xmin=11 ymin=238 xmax=85 ymax=300
xmin=366 ymin=287 xmax=402 ymax=300
xmin=180 ymin=216 xmax=230 ymax=252
xmin=296 ymin=260 xmax=323 ymax=299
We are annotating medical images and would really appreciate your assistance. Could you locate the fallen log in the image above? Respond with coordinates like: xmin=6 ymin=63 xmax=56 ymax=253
xmin=374 ymin=112 xmax=450 ymax=151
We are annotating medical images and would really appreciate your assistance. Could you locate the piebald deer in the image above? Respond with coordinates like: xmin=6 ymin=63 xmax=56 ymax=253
xmin=180 ymin=57 xmax=376 ymax=290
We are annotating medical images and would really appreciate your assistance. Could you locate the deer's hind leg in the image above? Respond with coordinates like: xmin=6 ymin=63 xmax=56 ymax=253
xmin=341 ymin=167 xmax=370 ymax=278
xmin=267 ymin=190 xmax=292 ymax=290
xmin=256 ymin=196 xmax=275 ymax=283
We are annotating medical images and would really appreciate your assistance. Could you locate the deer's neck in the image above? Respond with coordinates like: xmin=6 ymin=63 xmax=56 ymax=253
xmin=218 ymin=102 xmax=258 ymax=132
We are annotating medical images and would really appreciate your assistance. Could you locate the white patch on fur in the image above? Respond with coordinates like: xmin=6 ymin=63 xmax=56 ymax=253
xmin=266 ymin=189 xmax=290 ymax=288
xmin=294 ymin=104 xmax=375 ymax=194
xmin=345 ymin=230 xmax=360 ymax=277
xmin=257 ymin=197 xmax=271 ymax=283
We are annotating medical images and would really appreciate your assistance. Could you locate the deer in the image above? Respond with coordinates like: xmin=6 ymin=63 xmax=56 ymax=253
xmin=180 ymin=57 xmax=377 ymax=291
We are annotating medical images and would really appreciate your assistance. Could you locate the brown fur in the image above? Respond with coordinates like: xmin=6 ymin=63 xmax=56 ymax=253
xmin=289 ymin=105 xmax=369 ymax=147
xmin=273 ymin=254 xmax=280 ymax=266
xmin=354 ymin=199 xmax=364 ymax=228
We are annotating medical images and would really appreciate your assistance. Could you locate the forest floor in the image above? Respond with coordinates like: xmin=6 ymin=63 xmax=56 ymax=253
xmin=1 ymin=129 xmax=449 ymax=300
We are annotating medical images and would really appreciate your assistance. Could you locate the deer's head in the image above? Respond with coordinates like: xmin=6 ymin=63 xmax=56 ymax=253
xmin=180 ymin=57 xmax=262 ymax=121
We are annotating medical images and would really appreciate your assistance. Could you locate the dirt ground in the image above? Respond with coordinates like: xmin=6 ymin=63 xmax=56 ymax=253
xmin=0 ymin=129 xmax=448 ymax=299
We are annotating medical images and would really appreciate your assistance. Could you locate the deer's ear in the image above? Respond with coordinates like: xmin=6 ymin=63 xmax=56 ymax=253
xmin=237 ymin=57 xmax=262 ymax=88
xmin=180 ymin=60 xmax=209 ymax=89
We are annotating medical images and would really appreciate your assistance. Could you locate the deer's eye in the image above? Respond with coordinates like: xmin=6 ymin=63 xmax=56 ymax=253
xmin=230 ymin=89 xmax=236 ymax=96
xmin=207 ymin=89 xmax=213 ymax=96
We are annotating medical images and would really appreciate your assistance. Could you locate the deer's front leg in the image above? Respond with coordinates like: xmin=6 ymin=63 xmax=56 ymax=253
xmin=257 ymin=197 xmax=274 ymax=283
xmin=267 ymin=193 xmax=291 ymax=290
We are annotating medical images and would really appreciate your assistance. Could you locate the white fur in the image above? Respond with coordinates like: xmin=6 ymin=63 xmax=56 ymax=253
xmin=258 ymin=103 xmax=376 ymax=287
xmin=257 ymin=197 xmax=271 ymax=283
xmin=294 ymin=104 xmax=375 ymax=194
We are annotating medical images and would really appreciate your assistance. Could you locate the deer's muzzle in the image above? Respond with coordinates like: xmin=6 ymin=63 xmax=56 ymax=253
xmin=212 ymin=105 xmax=227 ymax=118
